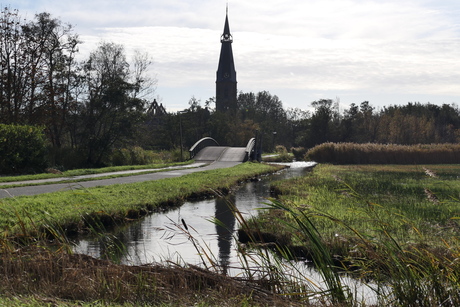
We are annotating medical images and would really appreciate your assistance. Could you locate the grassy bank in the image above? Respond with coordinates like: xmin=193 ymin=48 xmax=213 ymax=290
xmin=0 ymin=162 xmax=284 ymax=238
xmin=0 ymin=162 xmax=299 ymax=307
xmin=244 ymin=164 xmax=460 ymax=305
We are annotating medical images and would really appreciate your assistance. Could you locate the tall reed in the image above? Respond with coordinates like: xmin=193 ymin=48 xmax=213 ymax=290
xmin=266 ymin=199 xmax=351 ymax=304
xmin=200 ymin=192 xmax=356 ymax=305
xmin=306 ymin=142 xmax=460 ymax=164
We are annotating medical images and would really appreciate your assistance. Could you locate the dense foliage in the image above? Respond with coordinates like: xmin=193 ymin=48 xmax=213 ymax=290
xmin=0 ymin=7 xmax=155 ymax=168
xmin=176 ymin=97 xmax=460 ymax=153
xmin=290 ymin=99 xmax=460 ymax=148
xmin=0 ymin=124 xmax=47 ymax=173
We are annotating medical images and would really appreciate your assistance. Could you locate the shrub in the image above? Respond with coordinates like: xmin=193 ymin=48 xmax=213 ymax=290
xmin=275 ymin=145 xmax=288 ymax=154
xmin=0 ymin=124 xmax=48 ymax=174
xmin=47 ymin=147 xmax=87 ymax=170
xmin=263 ymin=145 xmax=293 ymax=162
xmin=290 ymin=147 xmax=306 ymax=161
xmin=110 ymin=148 xmax=132 ymax=166
xmin=108 ymin=147 xmax=184 ymax=166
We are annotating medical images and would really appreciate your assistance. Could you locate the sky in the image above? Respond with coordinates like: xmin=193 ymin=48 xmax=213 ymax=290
xmin=12 ymin=0 xmax=460 ymax=113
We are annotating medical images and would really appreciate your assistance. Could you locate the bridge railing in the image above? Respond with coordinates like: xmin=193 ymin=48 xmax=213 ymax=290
xmin=244 ymin=138 xmax=256 ymax=162
xmin=189 ymin=137 xmax=220 ymax=160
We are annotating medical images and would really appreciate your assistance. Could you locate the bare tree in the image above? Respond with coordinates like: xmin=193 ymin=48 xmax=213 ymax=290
xmin=130 ymin=49 xmax=156 ymax=100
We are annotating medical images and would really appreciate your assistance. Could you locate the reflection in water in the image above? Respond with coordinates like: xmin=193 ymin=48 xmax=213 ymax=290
xmin=74 ymin=162 xmax=315 ymax=266
xmin=215 ymin=196 xmax=236 ymax=274
xmin=73 ymin=162 xmax=379 ymax=303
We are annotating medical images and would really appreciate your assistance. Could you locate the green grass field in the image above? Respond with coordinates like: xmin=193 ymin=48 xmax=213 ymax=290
xmin=0 ymin=162 xmax=292 ymax=307
xmin=3 ymin=162 xmax=460 ymax=306
xmin=268 ymin=164 xmax=460 ymax=246
xmin=0 ymin=161 xmax=194 ymax=184
xmin=244 ymin=164 xmax=460 ymax=305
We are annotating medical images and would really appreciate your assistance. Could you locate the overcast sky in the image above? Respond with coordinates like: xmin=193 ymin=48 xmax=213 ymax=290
xmin=13 ymin=0 xmax=460 ymax=112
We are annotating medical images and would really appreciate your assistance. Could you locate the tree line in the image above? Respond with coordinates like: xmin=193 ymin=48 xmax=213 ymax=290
xmin=174 ymin=96 xmax=459 ymax=153
xmin=0 ymin=7 xmax=155 ymax=167
xmin=299 ymin=99 xmax=460 ymax=147
xmin=1 ymin=7 xmax=458 ymax=171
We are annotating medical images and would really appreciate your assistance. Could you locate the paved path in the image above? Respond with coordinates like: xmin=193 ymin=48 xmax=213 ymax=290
xmin=0 ymin=161 xmax=241 ymax=199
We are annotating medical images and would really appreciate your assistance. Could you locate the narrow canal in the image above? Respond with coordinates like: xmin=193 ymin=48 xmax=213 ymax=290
xmin=74 ymin=162 xmax=314 ymax=267
xmin=74 ymin=161 xmax=377 ymax=304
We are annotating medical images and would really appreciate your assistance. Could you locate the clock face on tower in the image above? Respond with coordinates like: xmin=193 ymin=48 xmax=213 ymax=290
xmin=224 ymin=72 xmax=230 ymax=78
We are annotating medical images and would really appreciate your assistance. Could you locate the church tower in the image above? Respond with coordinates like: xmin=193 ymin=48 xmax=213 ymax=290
xmin=216 ymin=7 xmax=237 ymax=112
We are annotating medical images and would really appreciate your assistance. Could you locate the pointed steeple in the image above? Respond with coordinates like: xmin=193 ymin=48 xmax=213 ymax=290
xmin=216 ymin=6 xmax=237 ymax=112
xmin=221 ymin=6 xmax=232 ymax=43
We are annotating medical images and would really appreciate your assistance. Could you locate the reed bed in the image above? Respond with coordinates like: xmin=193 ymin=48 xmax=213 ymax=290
xmin=305 ymin=142 xmax=460 ymax=164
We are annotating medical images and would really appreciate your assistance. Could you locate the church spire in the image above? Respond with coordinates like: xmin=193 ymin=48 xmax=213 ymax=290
xmin=221 ymin=6 xmax=232 ymax=43
xmin=216 ymin=6 xmax=237 ymax=112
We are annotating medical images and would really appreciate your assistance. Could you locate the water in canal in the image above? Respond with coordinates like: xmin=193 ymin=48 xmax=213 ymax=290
xmin=74 ymin=161 xmax=378 ymax=304
xmin=74 ymin=162 xmax=314 ymax=267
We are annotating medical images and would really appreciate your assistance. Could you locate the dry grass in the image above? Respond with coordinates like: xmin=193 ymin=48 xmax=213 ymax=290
xmin=0 ymin=245 xmax=305 ymax=306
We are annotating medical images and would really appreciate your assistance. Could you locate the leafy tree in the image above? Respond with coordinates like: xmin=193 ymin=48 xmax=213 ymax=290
xmin=236 ymin=91 xmax=289 ymax=150
xmin=226 ymin=119 xmax=259 ymax=147
xmin=21 ymin=12 xmax=81 ymax=147
xmin=358 ymin=101 xmax=378 ymax=142
xmin=340 ymin=103 xmax=359 ymax=142
xmin=0 ymin=7 xmax=27 ymax=124
xmin=0 ymin=8 xmax=160 ymax=168
xmin=286 ymin=107 xmax=310 ymax=147
xmin=79 ymin=42 xmax=148 ymax=165
xmin=208 ymin=111 xmax=232 ymax=145
xmin=377 ymin=103 xmax=460 ymax=144
xmin=167 ymin=98 xmax=213 ymax=149
xmin=0 ymin=124 xmax=47 ymax=173
xmin=304 ymin=99 xmax=338 ymax=147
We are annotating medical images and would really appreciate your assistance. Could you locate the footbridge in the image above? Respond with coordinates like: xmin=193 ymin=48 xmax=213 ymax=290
xmin=189 ymin=137 xmax=259 ymax=163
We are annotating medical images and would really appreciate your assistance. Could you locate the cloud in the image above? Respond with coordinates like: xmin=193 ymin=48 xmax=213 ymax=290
xmin=11 ymin=0 xmax=460 ymax=110
xmin=84 ymin=24 xmax=460 ymax=96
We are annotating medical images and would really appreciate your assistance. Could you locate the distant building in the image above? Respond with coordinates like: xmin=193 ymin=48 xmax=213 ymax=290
xmin=215 ymin=8 xmax=237 ymax=112
xmin=146 ymin=99 xmax=166 ymax=117
xmin=142 ymin=98 xmax=168 ymax=150
xmin=145 ymin=98 xmax=166 ymax=129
